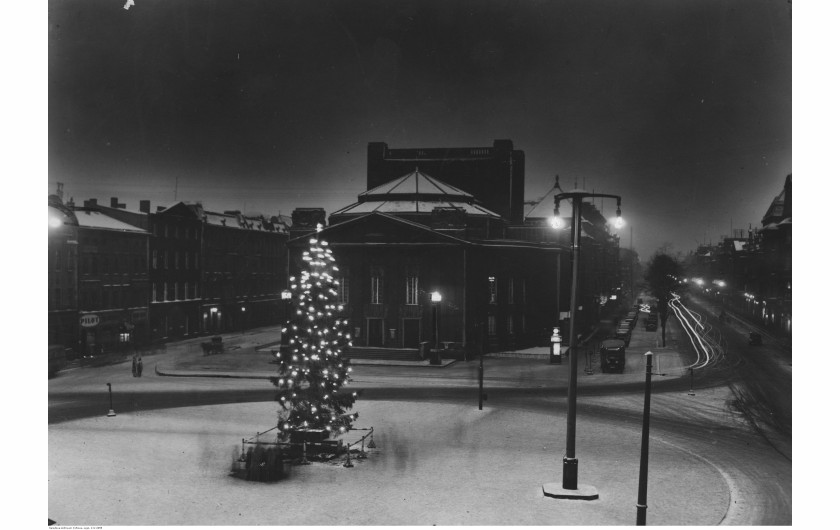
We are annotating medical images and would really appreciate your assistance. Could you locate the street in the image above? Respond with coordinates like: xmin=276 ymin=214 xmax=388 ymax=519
xmin=48 ymin=301 xmax=792 ymax=525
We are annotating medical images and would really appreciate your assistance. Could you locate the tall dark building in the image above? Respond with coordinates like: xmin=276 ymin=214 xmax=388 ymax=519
xmin=367 ymin=139 xmax=525 ymax=224
xmin=48 ymin=190 xmax=80 ymax=354
xmin=148 ymin=202 xmax=205 ymax=341
xmin=74 ymin=205 xmax=150 ymax=355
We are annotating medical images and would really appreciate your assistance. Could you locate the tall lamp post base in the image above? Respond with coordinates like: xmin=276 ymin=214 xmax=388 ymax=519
xmin=542 ymin=483 xmax=599 ymax=500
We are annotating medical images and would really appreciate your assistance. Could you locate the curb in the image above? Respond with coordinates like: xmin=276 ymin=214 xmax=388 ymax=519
xmin=155 ymin=358 xmax=459 ymax=379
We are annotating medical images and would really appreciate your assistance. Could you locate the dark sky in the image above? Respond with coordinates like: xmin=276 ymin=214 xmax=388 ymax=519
xmin=48 ymin=0 xmax=791 ymax=260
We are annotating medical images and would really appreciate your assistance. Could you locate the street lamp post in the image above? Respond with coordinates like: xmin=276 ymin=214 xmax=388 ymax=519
xmin=430 ymin=291 xmax=442 ymax=365
xmin=544 ymin=189 xmax=623 ymax=501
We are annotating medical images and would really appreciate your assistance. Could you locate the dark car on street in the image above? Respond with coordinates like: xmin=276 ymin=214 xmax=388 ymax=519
xmin=600 ymin=339 xmax=626 ymax=373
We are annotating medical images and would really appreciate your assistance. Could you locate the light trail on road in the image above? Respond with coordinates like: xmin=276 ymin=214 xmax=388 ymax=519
xmin=668 ymin=293 xmax=727 ymax=370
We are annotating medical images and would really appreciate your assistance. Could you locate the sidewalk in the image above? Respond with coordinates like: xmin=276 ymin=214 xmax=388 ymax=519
xmin=150 ymin=320 xmax=691 ymax=380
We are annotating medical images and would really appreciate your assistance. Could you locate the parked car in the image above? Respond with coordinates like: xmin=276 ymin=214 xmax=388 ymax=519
xmin=615 ymin=328 xmax=632 ymax=346
xmin=599 ymin=339 xmax=626 ymax=373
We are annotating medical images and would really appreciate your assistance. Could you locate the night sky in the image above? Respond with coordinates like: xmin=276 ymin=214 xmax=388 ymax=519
xmin=48 ymin=0 xmax=792 ymax=260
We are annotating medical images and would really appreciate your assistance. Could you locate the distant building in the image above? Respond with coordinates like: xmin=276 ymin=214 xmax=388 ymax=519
xmin=198 ymin=208 xmax=289 ymax=334
xmin=49 ymin=187 xmax=291 ymax=356
xmin=685 ymin=174 xmax=791 ymax=336
xmin=367 ymin=139 xmax=525 ymax=225
xmin=74 ymin=202 xmax=150 ymax=356
xmin=289 ymin=166 xmax=620 ymax=356
xmin=48 ymin=187 xmax=80 ymax=354
xmin=148 ymin=202 xmax=204 ymax=341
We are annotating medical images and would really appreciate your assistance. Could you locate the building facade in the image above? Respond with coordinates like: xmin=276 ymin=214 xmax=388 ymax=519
xmin=684 ymin=174 xmax=792 ymax=336
xmin=289 ymin=168 xmax=594 ymax=355
xmin=74 ymin=207 xmax=150 ymax=356
xmin=199 ymin=208 xmax=289 ymax=334
xmin=48 ymin=191 xmax=79 ymax=354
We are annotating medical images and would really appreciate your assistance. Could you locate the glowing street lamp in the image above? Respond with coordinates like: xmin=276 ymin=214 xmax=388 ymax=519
xmin=544 ymin=188 xmax=623 ymax=501
xmin=430 ymin=291 xmax=442 ymax=366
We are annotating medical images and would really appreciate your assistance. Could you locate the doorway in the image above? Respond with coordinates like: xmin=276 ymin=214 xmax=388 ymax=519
xmin=367 ymin=318 xmax=384 ymax=347
xmin=403 ymin=319 xmax=420 ymax=348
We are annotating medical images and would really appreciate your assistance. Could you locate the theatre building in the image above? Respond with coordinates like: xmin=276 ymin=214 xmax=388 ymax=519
xmin=288 ymin=169 xmax=562 ymax=357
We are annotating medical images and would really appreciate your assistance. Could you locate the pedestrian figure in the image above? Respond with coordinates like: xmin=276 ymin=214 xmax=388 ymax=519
xmin=136 ymin=356 xmax=143 ymax=377
xmin=131 ymin=355 xmax=138 ymax=377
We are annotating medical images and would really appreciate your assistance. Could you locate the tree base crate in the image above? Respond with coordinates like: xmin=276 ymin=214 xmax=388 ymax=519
xmin=290 ymin=429 xmax=330 ymax=444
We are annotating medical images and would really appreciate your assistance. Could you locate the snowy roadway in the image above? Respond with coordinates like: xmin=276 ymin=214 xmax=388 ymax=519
xmin=48 ymin=319 xmax=792 ymax=525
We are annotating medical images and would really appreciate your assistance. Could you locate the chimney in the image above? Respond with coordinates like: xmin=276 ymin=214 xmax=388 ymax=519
xmin=83 ymin=198 xmax=98 ymax=208
xmin=139 ymin=200 xmax=151 ymax=214
xmin=111 ymin=197 xmax=119 ymax=208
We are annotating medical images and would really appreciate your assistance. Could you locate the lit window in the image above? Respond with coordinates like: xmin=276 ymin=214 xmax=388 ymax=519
xmin=488 ymin=277 xmax=497 ymax=304
xmin=487 ymin=315 xmax=497 ymax=336
xmin=371 ymin=273 xmax=382 ymax=304
xmin=151 ymin=283 xmax=157 ymax=303
xmin=406 ymin=275 xmax=418 ymax=305
xmin=338 ymin=276 xmax=349 ymax=305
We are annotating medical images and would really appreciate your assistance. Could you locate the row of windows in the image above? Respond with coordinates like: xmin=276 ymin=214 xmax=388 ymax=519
xmin=79 ymin=286 xmax=147 ymax=310
xmin=153 ymin=223 xmax=201 ymax=240
xmin=152 ymin=250 xmax=200 ymax=270
xmin=151 ymin=282 xmax=200 ymax=302
xmin=337 ymin=275 xmax=526 ymax=306
xmin=49 ymin=287 xmax=77 ymax=309
xmin=80 ymin=253 xmax=146 ymax=275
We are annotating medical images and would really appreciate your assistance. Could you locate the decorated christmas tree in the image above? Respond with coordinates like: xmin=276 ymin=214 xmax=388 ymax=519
xmin=271 ymin=225 xmax=358 ymax=439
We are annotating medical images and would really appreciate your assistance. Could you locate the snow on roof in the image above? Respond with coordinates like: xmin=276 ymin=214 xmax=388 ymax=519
xmin=203 ymin=211 xmax=239 ymax=227
xmin=75 ymin=210 xmax=147 ymax=233
xmin=333 ymin=200 xmax=500 ymax=218
xmin=733 ymin=241 xmax=746 ymax=251
xmin=360 ymin=169 xmax=474 ymax=199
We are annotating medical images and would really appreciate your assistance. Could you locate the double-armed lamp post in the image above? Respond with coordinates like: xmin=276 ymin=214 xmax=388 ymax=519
xmin=544 ymin=189 xmax=623 ymax=500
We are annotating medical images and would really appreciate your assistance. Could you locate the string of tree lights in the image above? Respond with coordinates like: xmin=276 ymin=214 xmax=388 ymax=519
xmin=271 ymin=225 xmax=359 ymax=438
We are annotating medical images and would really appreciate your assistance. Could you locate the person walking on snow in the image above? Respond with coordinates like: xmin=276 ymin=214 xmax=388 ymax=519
xmin=131 ymin=355 xmax=138 ymax=377
xmin=136 ymin=356 xmax=143 ymax=377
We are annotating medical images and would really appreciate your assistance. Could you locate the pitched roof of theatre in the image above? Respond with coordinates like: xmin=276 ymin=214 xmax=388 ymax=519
xmin=332 ymin=168 xmax=501 ymax=218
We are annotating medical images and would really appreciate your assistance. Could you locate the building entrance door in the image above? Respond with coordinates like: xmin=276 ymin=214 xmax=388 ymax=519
xmin=403 ymin=319 xmax=420 ymax=348
xmin=367 ymin=318 xmax=384 ymax=347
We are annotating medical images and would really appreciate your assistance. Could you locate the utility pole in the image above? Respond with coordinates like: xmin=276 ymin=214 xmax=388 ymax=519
xmin=636 ymin=351 xmax=654 ymax=525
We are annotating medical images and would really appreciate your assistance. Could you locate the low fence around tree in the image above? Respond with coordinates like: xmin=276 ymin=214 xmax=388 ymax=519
xmin=231 ymin=425 xmax=376 ymax=481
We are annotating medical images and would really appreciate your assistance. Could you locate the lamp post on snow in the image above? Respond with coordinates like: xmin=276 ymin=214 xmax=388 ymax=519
xmin=543 ymin=189 xmax=623 ymax=500
xmin=430 ymin=291 xmax=442 ymax=365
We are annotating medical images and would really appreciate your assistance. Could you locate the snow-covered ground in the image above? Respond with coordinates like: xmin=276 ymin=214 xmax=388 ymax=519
xmin=49 ymin=399 xmax=728 ymax=526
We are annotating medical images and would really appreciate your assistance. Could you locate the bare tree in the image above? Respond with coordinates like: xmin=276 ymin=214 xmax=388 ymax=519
xmin=643 ymin=249 xmax=685 ymax=346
